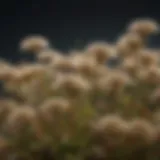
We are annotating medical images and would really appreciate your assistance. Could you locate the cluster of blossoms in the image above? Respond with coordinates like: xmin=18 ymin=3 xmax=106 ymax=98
xmin=0 ymin=18 xmax=160 ymax=160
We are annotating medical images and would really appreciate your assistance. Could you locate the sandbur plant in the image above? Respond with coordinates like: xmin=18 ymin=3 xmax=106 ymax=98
xmin=0 ymin=18 xmax=160 ymax=160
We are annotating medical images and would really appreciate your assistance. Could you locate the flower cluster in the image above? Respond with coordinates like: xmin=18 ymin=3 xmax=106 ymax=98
xmin=0 ymin=18 xmax=160 ymax=160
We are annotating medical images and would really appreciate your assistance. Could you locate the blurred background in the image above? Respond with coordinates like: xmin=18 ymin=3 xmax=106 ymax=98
xmin=0 ymin=0 xmax=159 ymax=62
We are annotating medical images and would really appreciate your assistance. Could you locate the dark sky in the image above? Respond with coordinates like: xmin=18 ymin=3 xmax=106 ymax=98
xmin=0 ymin=0 xmax=160 ymax=62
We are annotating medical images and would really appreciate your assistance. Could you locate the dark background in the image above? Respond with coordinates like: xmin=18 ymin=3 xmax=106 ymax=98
xmin=0 ymin=0 xmax=160 ymax=62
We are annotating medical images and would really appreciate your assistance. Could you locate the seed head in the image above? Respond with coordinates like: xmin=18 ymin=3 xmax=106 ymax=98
xmin=127 ymin=119 xmax=157 ymax=147
xmin=138 ymin=66 xmax=160 ymax=85
xmin=116 ymin=33 xmax=143 ymax=57
xmin=138 ymin=49 xmax=159 ymax=67
xmin=20 ymin=35 xmax=49 ymax=53
xmin=53 ymin=74 xmax=91 ymax=96
xmin=0 ymin=137 xmax=11 ymax=159
xmin=40 ymin=97 xmax=71 ymax=122
xmin=94 ymin=115 xmax=129 ymax=146
xmin=0 ymin=99 xmax=16 ymax=126
xmin=5 ymin=107 xmax=36 ymax=136
xmin=36 ymin=49 xmax=62 ymax=64
xmin=0 ymin=67 xmax=15 ymax=81
xmin=85 ymin=42 xmax=115 ymax=64
xmin=53 ymin=56 xmax=79 ymax=73
xmin=150 ymin=88 xmax=160 ymax=104
xmin=127 ymin=18 xmax=159 ymax=38
xmin=121 ymin=56 xmax=139 ymax=77
xmin=76 ymin=57 xmax=98 ymax=78
xmin=11 ymin=64 xmax=47 ymax=82
xmin=97 ymin=71 xmax=133 ymax=94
